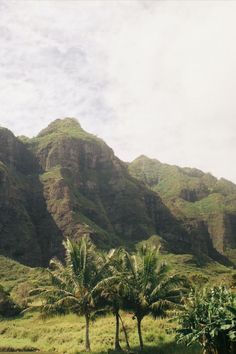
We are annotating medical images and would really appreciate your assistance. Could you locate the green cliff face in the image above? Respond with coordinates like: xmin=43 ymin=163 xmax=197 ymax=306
xmin=26 ymin=118 xmax=184 ymax=250
xmin=129 ymin=155 xmax=236 ymax=263
xmin=0 ymin=119 xmax=235 ymax=266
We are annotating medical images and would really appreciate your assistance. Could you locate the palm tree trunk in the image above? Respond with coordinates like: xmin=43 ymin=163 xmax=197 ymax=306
xmin=115 ymin=311 xmax=122 ymax=351
xmin=137 ymin=317 xmax=144 ymax=351
xmin=85 ymin=313 xmax=91 ymax=352
xmin=118 ymin=313 xmax=131 ymax=350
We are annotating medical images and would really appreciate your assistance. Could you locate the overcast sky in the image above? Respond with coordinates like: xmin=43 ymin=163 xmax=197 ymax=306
xmin=0 ymin=0 xmax=236 ymax=182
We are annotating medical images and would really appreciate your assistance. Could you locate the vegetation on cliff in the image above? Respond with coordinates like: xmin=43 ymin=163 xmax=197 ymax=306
xmin=0 ymin=118 xmax=236 ymax=265
xmin=129 ymin=155 xmax=236 ymax=264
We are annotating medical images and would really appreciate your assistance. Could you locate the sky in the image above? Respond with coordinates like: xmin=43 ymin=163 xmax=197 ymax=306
xmin=0 ymin=0 xmax=236 ymax=183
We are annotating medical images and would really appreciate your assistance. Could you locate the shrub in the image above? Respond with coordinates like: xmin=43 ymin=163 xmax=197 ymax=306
xmin=0 ymin=284 xmax=21 ymax=317
xmin=177 ymin=286 xmax=236 ymax=354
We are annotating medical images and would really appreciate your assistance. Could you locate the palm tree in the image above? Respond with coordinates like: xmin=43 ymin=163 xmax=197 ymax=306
xmin=32 ymin=237 xmax=106 ymax=352
xmin=119 ymin=244 xmax=186 ymax=351
xmin=93 ymin=248 xmax=131 ymax=351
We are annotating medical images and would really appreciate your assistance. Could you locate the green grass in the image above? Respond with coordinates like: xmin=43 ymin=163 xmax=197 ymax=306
xmin=0 ymin=312 xmax=200 ymax=354
xmin=1 ymin=245 xmax=235 ymax=296
xmin=0 ymin=256 xmax=49 ymax=293
xmin=138 ymin=236 xmax=236 ymax=287
xmin=0 ymin=252 xmax=233 ymax=353
xmin=160 ymin=253 xmax=236 ymax=286
xmin=39 ymin=166 xmax=63 ymax=183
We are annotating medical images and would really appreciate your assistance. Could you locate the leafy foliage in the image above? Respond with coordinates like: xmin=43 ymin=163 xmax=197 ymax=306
xmin=30 ymin=239 xmax=188 ymax=351
xmin=177 ymin=286 xmax=236 ymax=354
xmin=100 ymin=244 xmax=188 ymax=350
xmin=31 ymin=237 xmax=106 ymax=351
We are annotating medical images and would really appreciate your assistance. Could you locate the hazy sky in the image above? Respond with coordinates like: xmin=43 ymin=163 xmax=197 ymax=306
xmin=0 ymin=0 xmax=236 ymax=182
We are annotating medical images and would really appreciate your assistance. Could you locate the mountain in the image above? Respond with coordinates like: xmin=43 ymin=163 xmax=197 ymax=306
xmin=0 ymin=118 xmax=235 ymax=266
xmin=129 ymin=155 xmax=236 ymax=264
xmin=24 ymin=118 xmax=188 ymax=250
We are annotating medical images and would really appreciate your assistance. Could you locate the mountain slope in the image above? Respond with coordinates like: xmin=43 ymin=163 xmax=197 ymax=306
xmin=0 ymin=118 xmax=235 ymax=266
xmin=129 ymin=155 xmax=236 ymax=263
xmin=25 ymin=118 xmax=188 ymax=250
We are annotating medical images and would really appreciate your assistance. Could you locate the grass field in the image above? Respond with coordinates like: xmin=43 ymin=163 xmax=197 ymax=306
xmin=0 ymin=312 xmax=200 ymax=354
xmin=0 ymin=251 xmax=234 ymax=354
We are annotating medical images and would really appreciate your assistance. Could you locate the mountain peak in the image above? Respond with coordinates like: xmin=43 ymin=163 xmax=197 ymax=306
xmin=37 ymin=117 xmax=83 ymax=138
xmin=133 ymin=155 xmax=161 ymax=164
xmin=136 ymin=154 xmax=150 ymax=160
xmin=30 ymin=117 xmax=106 ymax=154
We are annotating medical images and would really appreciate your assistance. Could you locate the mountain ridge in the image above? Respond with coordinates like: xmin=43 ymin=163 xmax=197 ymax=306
xmin=129 ymin=155 xmax=236 ymax=263
xmin=0 ymin=118 xmax=235 ymax=266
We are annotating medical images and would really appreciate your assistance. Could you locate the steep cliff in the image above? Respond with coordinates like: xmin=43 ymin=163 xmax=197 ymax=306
xmin=26 ymin=118 xmax=186 ymax=250
xmin=0 ymin=119 xmax=235 ymax=266
xmin=0 ymin=128 xmax=63 ymax=266
xmin=129 ymin=155 xmax=236 ymax=263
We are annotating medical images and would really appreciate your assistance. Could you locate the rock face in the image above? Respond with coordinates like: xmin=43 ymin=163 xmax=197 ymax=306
xmin=129 ymin=155 xmax=236 ymax=264
xmin=0 ymin=128 xmax=63 ymax=266
xmin=26 ymin=119 xmax=187 ymax=250
xmin=0 ymin=119 xmax=235 ymax=266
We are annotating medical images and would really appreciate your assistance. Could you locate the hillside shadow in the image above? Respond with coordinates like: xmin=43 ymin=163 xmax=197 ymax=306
xmin=22 ymin=172 xmax=65 ymax=267
xmin=144 ymin=189 xmax=234 ymax=267
xmin=0 ymin=145 xmax=64 ymax=267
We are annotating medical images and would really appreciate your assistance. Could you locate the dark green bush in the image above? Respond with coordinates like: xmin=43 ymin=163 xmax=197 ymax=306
xmin=0 ymin=284 xmax=21 ymax=317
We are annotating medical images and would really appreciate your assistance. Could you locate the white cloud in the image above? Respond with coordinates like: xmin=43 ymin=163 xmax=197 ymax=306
xmin=0 ymin=0 xmax=235 ymax=182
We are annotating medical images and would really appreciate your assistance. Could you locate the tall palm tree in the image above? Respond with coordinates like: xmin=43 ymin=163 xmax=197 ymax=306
xmin=93 ymin=248 xmax=131 ymax=351
xmin=32 ymin=237 xmax=106 ymax=352
xmin=119 ymin=244 xmax=187 ymax=351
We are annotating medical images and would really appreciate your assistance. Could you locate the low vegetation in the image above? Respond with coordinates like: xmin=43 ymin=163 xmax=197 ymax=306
xmin=0 ymin=238 xmax=235 ymax=353
xmin=0 ymin=312 xmax=200 ymax=354
xmin=0 ymin=285 xmax=20 ymax=317
xmin=28 ymin=238 xmax=187 ymax=352
xmin=178 ymin=287 xmax=236 ymax=354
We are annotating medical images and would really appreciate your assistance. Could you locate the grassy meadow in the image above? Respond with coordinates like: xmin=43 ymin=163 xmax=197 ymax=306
xmin=0 ymin=248 xmax=235 ymax=354
xmin=0 ymin=312 xmax=200 ymax=354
